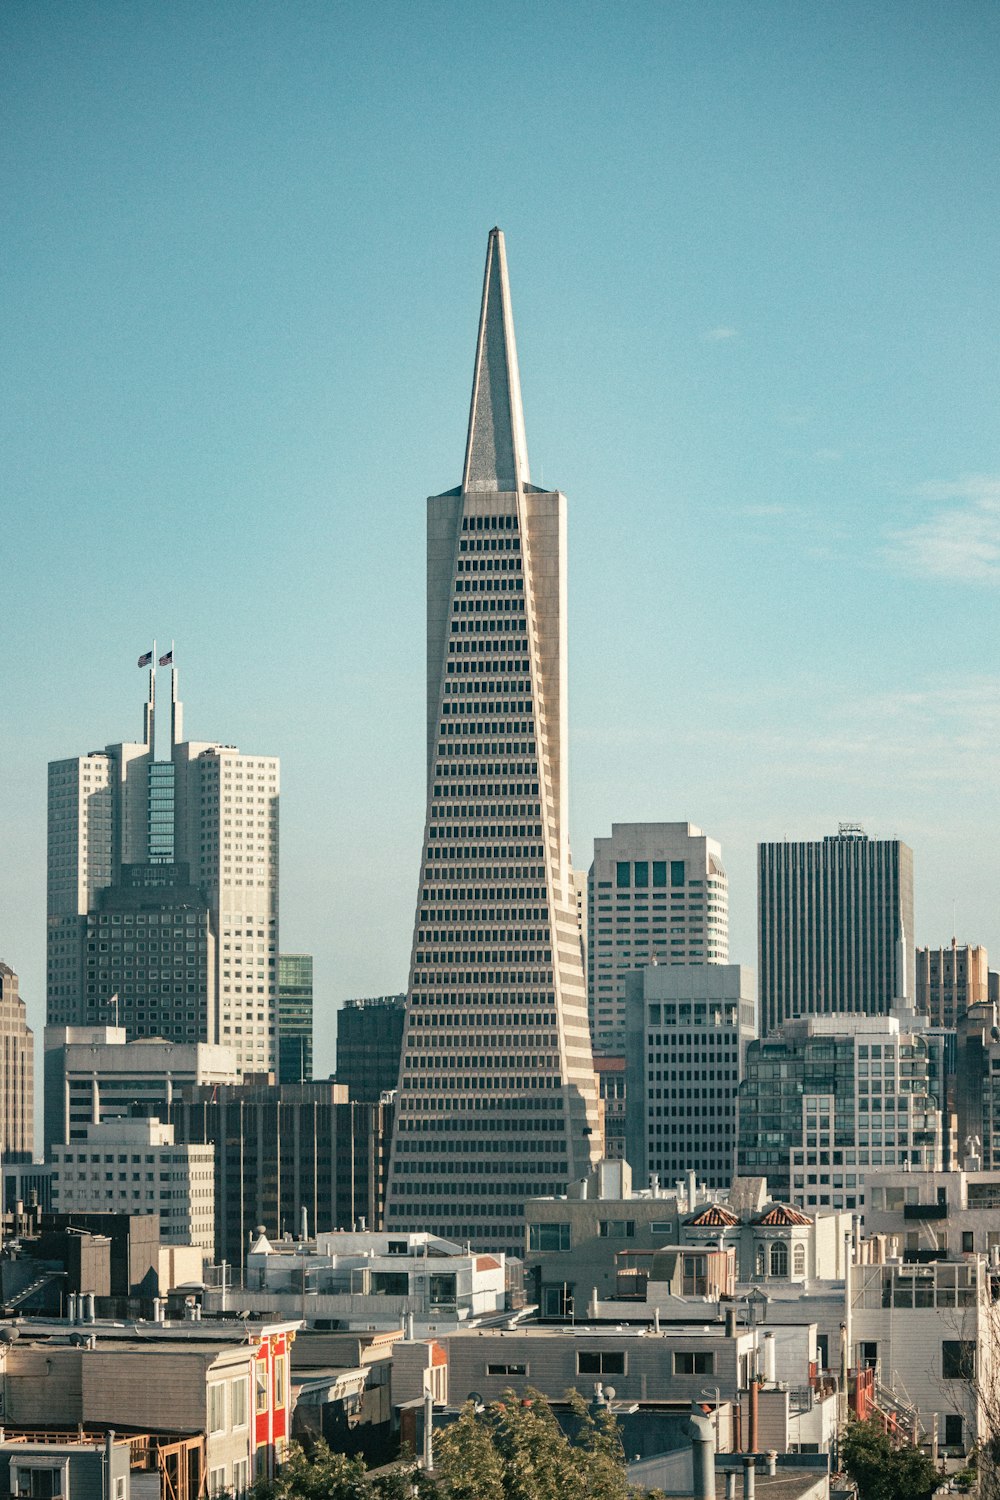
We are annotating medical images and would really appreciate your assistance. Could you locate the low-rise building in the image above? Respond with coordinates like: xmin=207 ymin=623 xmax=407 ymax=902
xmin=202 ymin=1229 xmax=507 ymax=1335
xmin=864 ymin=1164 xmax=1000 ymax=1258
xmin=851 ymin=1257 xmax=990 ymax=1455
xmin=525 ymin=1159 xmax=703 ymax=1316
xmin=0 ymin=1317 xmax=300 ymax=1487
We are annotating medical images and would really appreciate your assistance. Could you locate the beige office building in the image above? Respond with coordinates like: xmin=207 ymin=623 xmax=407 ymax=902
xmin=47 ymin=664 xmax=279 ymax=1075
xmin=587 ymin=822 xmax=729 ymax=1053
xmin=385 ymin=229 xmax=602 ymax=1256
xmin=916 ymin=939 xmax=989 ymax=1028
xmin=0 ymin=962 xmax=34 ymax=1161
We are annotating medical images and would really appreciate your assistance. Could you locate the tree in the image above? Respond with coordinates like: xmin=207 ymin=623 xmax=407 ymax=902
xmin=430 ymin=1389 xmax=632 ymax=1500
xmin=841 ymin=1420 xmax=938 ymax=1500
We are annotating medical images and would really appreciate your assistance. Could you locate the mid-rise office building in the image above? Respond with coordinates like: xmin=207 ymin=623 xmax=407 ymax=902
xmin=50 ymin=1115 xmax=215 ymax=1250
xmin=385 ymin=229 xmax=602 ymax=1256
xmin=335 ymin=995 xmax=405 ymax=1100
xmin=916 ymin=940 xmax=989 ymax=1028
xmin=0 ymin=963 xmax=34 ymax=1162
xmin=47 ymin=662 xmax=279 ymax=1074
xmin=625 ymin=964 xmax=755 ymax=1190
xmin=758 ymin=825 xmax=914 ymax=1037
xmin=43 ymin=1025 xmax=239 ymax=1155
xmin=169 ymin=1079 xmax=392 ymax=1267
xmin=587 ymin=823 xmax=728 ymax=1054
xmin=277 ymin=954 xmax=313 ymax=1084
xmin=737 ymin=1012 xmax=943 ymax=1208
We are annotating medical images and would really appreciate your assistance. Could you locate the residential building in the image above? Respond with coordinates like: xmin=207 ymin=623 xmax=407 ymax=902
xmin=524 ymin=1158 xmax=692 ymax=1314
xmin=43 ymin=1025 xmax=238 ymax=1155
xmin=50 ymin=1115 xmax=215 ymax=1251
xmin=758 ymin=826 xmax=914 ymax=1037
xmin=169 ymin=1079 xmax=392 ymax=1267
xmin=864 ymin=1164 xmax=1000 ymax=1258
xmin=0 ymin=1316 xmax=299 ymax=1485
xmin=0 ymin=1431 xmax=150 ymax=1500
xmin=335 ymin=995 xmax=405 ymax=1100
xmin=385 ymin=228 xmax=602 ymax=1256
xmin=737 ymin=1012 xmax=944 ymax=1209
xmin=625 ymin=962 xmax=756 ymax=1189
xmin=47 ymin=660 xmax=279 ymax=1075
xmin=955 ymin=1001 xmax=1000 ymax=1167
xmin=916 ymin=940 xmax=989 ymax=1028
xmin=851 ymin=1258 xmax=990 ymax=1455
xmin=203 ymin=1228 xmax=507 ymax=1334
xmin=0 ymin=962 xmax=34 ymax=1161
xmin=587 ymin=823 xmax=729 ymax=1054
xmin=277 ymin=954 xmax=313 ymax=1083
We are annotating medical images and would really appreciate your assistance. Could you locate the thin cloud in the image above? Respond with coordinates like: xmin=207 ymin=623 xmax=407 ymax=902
xmin=702 ymin=326 xmax=738 ymax=341
xmin=885 ymin=474 xmax=1000 ymax=584
xmin=741 ymin=502 xmax=792 ymax=517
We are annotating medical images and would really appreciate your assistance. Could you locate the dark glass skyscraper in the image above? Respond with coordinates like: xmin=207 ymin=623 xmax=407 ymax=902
xmin=758 ymin=825 xmax=914 ymax=1038
xmin=277 ymin=953 xmax=313 ymax=1083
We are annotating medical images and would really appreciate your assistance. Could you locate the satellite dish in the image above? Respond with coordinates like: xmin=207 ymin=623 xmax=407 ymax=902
xmin=466 ymin=1391 xmax=485 ymax=1411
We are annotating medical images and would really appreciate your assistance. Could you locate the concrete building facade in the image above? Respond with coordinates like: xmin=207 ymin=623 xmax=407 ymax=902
xmin=50 ymin=1115 xmax=215 ymax=1250
xmin=43 ymin=1026 xmax=238 ymax=1155
xmin=0 ymin=962 xmax=34 ymax=1162
xmin=385 ymin=229 xmax=602 ymax=1256
xmin=47 ymin=662 xmax=279 ymax=1075
xmin=916 ymin=940 xmax=989 ymax=1029
xmin=587 ymin=823 xmax=729 ymax=1054
xmin=625 ymin=963 xmax=756 ymax=1190
xmin=758 ymin=826 xmax=914 ymax=1038
xmin=738 ymin=1013 xmax=944 ymax=1209
xmin=169 ymin=1079 xmax=392 ymax=1267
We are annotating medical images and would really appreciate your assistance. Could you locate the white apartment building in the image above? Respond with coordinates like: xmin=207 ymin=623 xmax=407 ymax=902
xmin=50 ymin=1115 xmax=215 ymax=1251
xmin=587 ymin=823 xmax=729 ymax=1053
xmin=47 ymin=661 xmax=279 ymax=1075
xmin=203 ymin=1229 xmax=507 ymax=1334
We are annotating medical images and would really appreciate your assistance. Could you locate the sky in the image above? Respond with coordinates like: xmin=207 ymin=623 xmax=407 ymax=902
xmin=3 ymin=1 xmax=1000 ymax=1079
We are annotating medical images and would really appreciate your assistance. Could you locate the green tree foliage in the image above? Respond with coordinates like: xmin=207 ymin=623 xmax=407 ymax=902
xmin=431 ymin=1389 xmax=632 ymax=1500
xmin=841 ymin=1419 xmax=939 ymax=1500
xmin=249 ymin=1439 xmax=421 ymax=1500
xmin=251 ymin=1391 xmax=637 ymax=1500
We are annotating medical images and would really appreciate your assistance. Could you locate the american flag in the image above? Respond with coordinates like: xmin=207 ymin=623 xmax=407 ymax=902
xmin=137 ymin=650 xmax=153 ymax=667
xmin=158 ymin=649 xmax=173 ymax=666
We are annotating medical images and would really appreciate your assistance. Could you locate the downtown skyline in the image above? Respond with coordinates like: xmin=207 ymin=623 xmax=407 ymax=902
xmin=4 ymin=2 xmax=1000 ymax=1075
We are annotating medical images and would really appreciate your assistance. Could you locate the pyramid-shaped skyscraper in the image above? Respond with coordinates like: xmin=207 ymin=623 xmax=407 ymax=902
xmin=385 ymin=229 xmax=603 ymax=1256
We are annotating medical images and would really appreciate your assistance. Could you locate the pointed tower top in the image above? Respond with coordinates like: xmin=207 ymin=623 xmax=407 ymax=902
xmin=462 ymin=228 xmax=531 ymax=493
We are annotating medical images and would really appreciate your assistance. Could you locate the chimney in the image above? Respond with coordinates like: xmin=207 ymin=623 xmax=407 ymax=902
xmin=725 ymin=1306 xmax=737 ymax=1339
xmin=763 ymin=1332 xmax=776 ymax=1385
xmin=743 ymin=1456 xmax=756 ymax=1500
xmin=690 ymin=1407 xmax=716 ymax=1500
xmin=726 ymin=1473 xmax=737 ymax=1500
xmin=767 ymin=1452 xmax=777 ymax=1476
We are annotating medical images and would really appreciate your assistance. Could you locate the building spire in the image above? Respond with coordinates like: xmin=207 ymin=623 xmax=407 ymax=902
xmin=462 ymin=227 xmax=530 ymax=493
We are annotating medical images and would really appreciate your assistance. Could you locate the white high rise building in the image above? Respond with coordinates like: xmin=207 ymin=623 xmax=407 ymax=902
xmin=385 ymin=229 xmax=603 ymax=1256
xmin=587 ymin=822 xmax=729 ymax=1053
xmin=47 ymin=663 xmax=279 ymax=1075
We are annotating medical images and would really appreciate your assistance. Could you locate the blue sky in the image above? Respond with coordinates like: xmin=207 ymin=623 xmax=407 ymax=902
xmin=4 ymin=1 xmax=1000 ymax=1075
